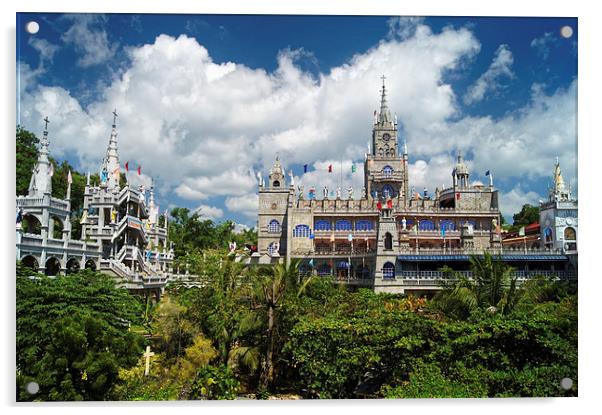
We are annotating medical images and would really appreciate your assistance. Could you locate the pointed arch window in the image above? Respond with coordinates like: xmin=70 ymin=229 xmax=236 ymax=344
xmin=267 ymin=219 xmax=281 ymax=233
xmin=382 ymin=184 xmax=395 ymax=198
xmin=384 ymin=232 xmax=393 ymax=250
xmin=564 ymin=227 xmax=576 ymax=241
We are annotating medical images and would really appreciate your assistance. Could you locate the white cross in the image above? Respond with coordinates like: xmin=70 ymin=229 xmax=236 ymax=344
xmin=143 ymin=345 xmax=155 ymax=376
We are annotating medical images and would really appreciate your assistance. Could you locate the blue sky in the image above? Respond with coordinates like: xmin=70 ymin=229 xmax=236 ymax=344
xmin=16 ymin=13 xmax=577 ymax=226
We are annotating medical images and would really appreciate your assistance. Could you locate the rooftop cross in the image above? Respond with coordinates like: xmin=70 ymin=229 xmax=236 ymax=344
xmin=112 ymin=109 xmax=118 ymax=126
xmin=43 ymin=116 xmax=50 ymax=132
xmin=381 ymin=74 xmax=386 ymax=87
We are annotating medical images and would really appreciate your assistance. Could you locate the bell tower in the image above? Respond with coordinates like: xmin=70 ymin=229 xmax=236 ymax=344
xmin=364 ymin=76 xmax=409 ymax=205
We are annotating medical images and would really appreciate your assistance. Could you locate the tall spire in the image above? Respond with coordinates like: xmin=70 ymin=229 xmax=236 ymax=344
xmin=101 ymin=109 xmax=121 ymax=190
xmin=28 ymin=116 xmax=53 ymax=197
xmin=378 ymin=75 xmax=392 ymax=125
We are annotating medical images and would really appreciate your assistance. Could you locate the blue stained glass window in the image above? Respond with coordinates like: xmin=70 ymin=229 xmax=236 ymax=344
xmin=315 ymin=220 xmax=331 ymax=231
xmin=355 ymin=220 xmax=374 ymax=231
xmin=382 ymin=184 xmax=395 ymax=198
xmin=268 ymin=219 xmax=281 ymax=233
xmin=383 ymin=262 xmax=395 ymax=279
xmin=335 ymin=220 xmax=352 ymax=231
xmin=382 ymin=165 xmax=394 ymax=177
xmin=419 ymin=220 xmax=435 ymax=231
xmin=293 ymin=224 xmax=311 ymax=237
xmin=440 ymin=220 xmax=456 ymax=231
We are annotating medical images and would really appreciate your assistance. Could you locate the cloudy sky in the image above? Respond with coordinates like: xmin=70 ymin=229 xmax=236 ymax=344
xmin=16 ymin=13 xmax=577 ymax=226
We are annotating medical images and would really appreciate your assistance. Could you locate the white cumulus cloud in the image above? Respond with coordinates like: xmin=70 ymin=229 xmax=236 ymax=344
xmin=464 ymin=44 xmax=514 ymax=105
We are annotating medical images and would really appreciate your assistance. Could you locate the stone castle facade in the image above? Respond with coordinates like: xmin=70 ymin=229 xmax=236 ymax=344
xmin=254 ymin=80 xmax=574 ymax=293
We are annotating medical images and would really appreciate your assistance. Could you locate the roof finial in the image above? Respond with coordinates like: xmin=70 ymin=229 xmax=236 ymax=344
xmin=112 ymin=108 xmax=118 ymax=127
xmin=43 ymin=116 xmax=50 ymax=132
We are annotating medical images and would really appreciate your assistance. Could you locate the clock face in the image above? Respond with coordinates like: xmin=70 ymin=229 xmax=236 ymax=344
xmin=382 ymin=133 xmax=390 ymax=141
xmin=566 ymin=218 xmax=573 ymax=225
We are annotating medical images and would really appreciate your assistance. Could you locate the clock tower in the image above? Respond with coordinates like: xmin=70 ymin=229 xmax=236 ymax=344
xmin=364 ymin=76 xmax=409 ymax=206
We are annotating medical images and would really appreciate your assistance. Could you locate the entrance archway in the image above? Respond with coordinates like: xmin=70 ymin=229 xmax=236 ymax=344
xmin=85 ymin=259 xmax=97 ymax=271
xmin=66 ymin=258 xmax=80 ymax=274
xmin=45 ymin=257 xmax=61 ymax=276
xmin=21 ymin=255 xmax=39 ymax=272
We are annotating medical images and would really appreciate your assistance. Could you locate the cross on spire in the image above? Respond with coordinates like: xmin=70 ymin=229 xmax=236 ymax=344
xmin=43 ymin=116 xmax=50 ymax=132
xmin=112 ymin=109 xmax=118 ymax=126
xmin=381 ymin=74 xmax=386 ymax=87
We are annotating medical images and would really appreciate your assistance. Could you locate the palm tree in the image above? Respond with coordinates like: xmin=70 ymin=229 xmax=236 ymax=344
xmin=252 ymin=259 xmax=312 ymax=392
xmin=434 ymin=252 xmax=518 ymax=318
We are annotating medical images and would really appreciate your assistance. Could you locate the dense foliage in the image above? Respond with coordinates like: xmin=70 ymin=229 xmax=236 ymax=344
xmin=16 ymin=264 xmax=145 ymax=401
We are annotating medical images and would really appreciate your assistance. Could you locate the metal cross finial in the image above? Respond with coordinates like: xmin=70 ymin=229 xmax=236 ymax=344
xmin=381 ymin=74 xmax=386 ymax=87
xmin=112 ymin=108 xmax=118 ymax=125
xmin=43 ymin=116 xmax=50 ymax=131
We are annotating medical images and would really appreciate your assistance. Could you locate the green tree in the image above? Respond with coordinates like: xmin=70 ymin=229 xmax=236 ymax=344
xmin=16 ymin=126 xmax=39 ymax=196
xmin=16 ymin=264 xmax=144 ymax=401
xmin=252 ymin=259 xmax=312 ymax=392
xmin=512 ymin=203 xmax=540 ymax=228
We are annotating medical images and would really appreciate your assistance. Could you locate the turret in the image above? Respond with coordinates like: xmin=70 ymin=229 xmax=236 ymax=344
xmin=100 ymin=109 xmax=121 ymax=191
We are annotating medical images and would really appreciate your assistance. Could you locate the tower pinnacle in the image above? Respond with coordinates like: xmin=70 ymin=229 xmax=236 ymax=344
xmin=378 ymin=75 xmax=392 ymax=125
xmin=101 ymin=110 xmax=121 ymax=190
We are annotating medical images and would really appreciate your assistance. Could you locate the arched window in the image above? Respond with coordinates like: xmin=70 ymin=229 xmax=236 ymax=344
xmin=383 ymin=262 xmax=395 ymax=279
xmin=355 ymin=220 xmax=374 ymax=231
xmin=382 ymin=165 xmax=394 ymax=177
xmin=317 ymin=263 xmax=331 ymax=276
xmin=66 ymin=258 xmax=80 ymax=275
xmin=382 ymin=184 xmax=395 ymax=198
xmin=267 ymin=219 xmax=281 ymax=233
xmin=440 ymin=220 xmax=456 ymax=231
xmin=419 ymin=220 xmax=435 ymax=231
xmin=315 ymin=220 xmax=331 ymax=231
xmin=21 ymin=214 xmax=42 ymax=235
xmin=85 ymin=259 xmax=97 ymax=271
xmin=379 ymin=148 xmax=384 ymax=157
xmin=564 ymin=227 xmax=576 ymax=240
xmin=335 ymin=220 xmax=352 ymax=231
xmin=384 ymin=232 xmax=393 ymax=250
xmin=293 ymin=224 xmax=311 ymax=237
xmin=272 ymin=180 xmax=280 ymax=187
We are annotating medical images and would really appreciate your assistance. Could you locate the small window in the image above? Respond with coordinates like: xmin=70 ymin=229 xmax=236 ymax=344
xmin=383 ymin=262 xmax=395 ymax=279
xmin=268 ymin=219 xmax=281 ymax=233
xmin=384 ymin=232 xmax=393 ymax=250
xmin=355 ymin=220 xmax=373 ymax=231
xmin=564 ymin=227 xmax=576 ymax=241
xmin=382 ymin=165 xmax=394 ymax=177
xmin=293 ymin=224 xmax=311 ymax=237
xmin=272 ymin=180 xmax=280 ymax=187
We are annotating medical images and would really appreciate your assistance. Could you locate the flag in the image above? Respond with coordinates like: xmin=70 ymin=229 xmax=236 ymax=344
xmin=377 ymin=200 xmax=382 ymax=210
xmin=328 ymin=164 xmax=332 ymax=173
xmin=309 ymin=232 xmax=314 ymax=240
xmin=16 ymin=208 xmax=23 ymax=224
xmin=137 ymin=165 xmax=141 ymax=175
xmin=441 ymin=227 xmax=446 ymax=237
xmin=485 ymin=170 xmax=490 ymax=176
xmin=309 ymin=258 xmax=314 ymax=267
xmin=351 ymin=163 xmax=356 ymax=173
xmin=387 ymin=199 xmax=393 ymax=209
xmin=456 ymin=192 xmax=461 ymax=200
xmin=347 ymin=234 xmax=353 ymax=241
xmin=304 ymin=164 xmax=308 ymax=173
xmin=519 ymin=226 xmax=525 ymax=236
xmin=125 ymin=162 xmax=129 ymax=172
xmin=67 ymin=169 xmax=73 ymax=184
